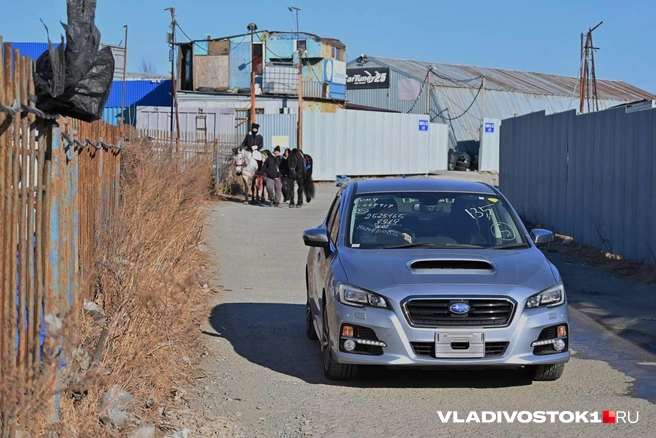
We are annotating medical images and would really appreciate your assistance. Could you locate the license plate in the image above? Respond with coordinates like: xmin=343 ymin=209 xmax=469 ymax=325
xmin=434 ymin=332 xmax=485 ymax=358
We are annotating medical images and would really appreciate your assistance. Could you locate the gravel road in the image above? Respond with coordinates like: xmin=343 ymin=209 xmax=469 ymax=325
xmin=189 ymin=184 xmax=656 ymax=438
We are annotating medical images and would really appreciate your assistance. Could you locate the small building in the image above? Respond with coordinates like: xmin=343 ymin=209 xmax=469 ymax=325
xmin=346 ymin=55 xmax=655 ymax=155
xmin=172 ymin=30 xmax=347 ymax=136
xmin=178 ymin=30 xmax=346 ymax=100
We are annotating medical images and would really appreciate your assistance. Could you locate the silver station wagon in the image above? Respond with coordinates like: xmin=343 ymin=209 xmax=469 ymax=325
xmin=303 ymin=178 xmax=569 ymax=381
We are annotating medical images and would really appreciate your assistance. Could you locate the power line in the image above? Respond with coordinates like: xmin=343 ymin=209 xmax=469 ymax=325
xmin=175 ymin=22 xmax=210 ymax=52
xmin=430 ymin=71 xmax=484 ymax=85
xmin=436 ymin=81 xmax=484 ymax=121
xmin=177 ymin=20 xmax=249 ymax=52
xmin=255 ymin=33 xmax=293 ymax=60
xmin=406 ymin=69 xmax=431 ymax=114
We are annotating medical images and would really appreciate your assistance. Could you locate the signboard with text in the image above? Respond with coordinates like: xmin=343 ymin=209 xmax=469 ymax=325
xmin=346 ymin=67 xmax=390 ymax=89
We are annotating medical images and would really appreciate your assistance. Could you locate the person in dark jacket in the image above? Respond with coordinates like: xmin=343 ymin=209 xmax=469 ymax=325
xmin=242 ymin=123 xmax=265 ymax=172
xmin=261 ymin=146 xmax=283 ymax=206
xmin=241 ymin=123 xmax=264 ymax=150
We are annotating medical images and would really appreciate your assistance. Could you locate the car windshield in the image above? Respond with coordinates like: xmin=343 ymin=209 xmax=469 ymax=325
xmin=347 ymin=192 xmax=527 ymax=249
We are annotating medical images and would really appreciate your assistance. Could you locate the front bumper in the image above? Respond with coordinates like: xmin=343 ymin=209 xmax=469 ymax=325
xmin=327 ymin=299 xmax=570 ymax=367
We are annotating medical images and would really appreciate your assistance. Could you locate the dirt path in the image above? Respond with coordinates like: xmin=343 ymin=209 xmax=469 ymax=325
xmin=183 ymin=185 xmax=656 ymax=438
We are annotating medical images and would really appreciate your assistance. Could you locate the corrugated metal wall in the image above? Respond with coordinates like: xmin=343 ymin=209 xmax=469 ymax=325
xmin=499 ymin=106 xmax=656 ymax=262
xmin=136 ymin=107 xmax=449 ymax=180
xmin=346 ymin=58 xmax=635 ymax=154
xmin=136 ymin=108 xmax=297 ymax=151
xmin=102 ymin=107 xmax=137 ymax=126
xmin=9 ymin=42 xmax=55 ymax=60
xmin=251 ymin=114 xmax=298 ymax=151
xmin=137 ymin=106 xmax=235 ymax=135
xmin=345 ymin=59 xmax=459 ymax=149
xmin=105 ymin=80 xmax=172 ymax=107
xmin=435 ymin=86 xmax=628 ymax=149
xmin=303 ymin=110 xmax=449 ymax=180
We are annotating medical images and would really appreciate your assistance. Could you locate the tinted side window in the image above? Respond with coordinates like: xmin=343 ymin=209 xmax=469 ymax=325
xmin=325 ymin=193 xmax=340 ymax=227
xmin=328 ymin=197 xmax=341 ymax=244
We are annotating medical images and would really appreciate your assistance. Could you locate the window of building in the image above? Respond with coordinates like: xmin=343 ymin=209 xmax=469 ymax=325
xmin=252 ymin=42 xmax=264 ymax=75
xmin=332 ymin=47 xmax=344 ymax=61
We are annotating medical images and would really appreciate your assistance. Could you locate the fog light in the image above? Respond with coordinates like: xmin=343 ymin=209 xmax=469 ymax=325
xmin=343 ymin=339 xmax=356 ymax=352
xmin=557 ymin=325 xmax=567 ymax=337
xmin=341 ymin=325 xmax=353 ymax=337
xmin=553 ymin=339 xmax=566 ymax=352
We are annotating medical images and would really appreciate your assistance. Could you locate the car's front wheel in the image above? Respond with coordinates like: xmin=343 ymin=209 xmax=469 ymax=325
xmin=306 ymin=299 xmax=318 ymax=340
xmin=528 ymin=363 xmax=565 ymax=381
xmin=322 ymin=303 xmax=358 ymax=380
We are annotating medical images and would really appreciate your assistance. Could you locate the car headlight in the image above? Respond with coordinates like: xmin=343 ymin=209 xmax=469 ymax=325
xmin=337 ymin=284 xmax=389 ymax=309
xmin=525 ymin=283 xmax=566 ymax=309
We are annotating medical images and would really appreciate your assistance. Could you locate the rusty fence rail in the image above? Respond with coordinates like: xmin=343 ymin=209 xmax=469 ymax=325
xmin=0 ymin=38 xmax=123 ymax=434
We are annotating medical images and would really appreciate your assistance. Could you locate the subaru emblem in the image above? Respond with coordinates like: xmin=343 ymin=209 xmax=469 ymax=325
xmin=449 ymin=303 xmax=470 ymax=314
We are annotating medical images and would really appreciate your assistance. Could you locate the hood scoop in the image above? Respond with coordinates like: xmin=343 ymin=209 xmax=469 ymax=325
xmin=408 ymin=259 xmax=496 ymax=274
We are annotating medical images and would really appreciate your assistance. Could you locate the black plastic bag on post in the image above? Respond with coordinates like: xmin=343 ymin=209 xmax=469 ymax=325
xmin=34 ymin=0 xmax=114 ymax=122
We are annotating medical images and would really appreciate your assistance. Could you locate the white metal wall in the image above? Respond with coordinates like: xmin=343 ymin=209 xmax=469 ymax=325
xmin=479 ymin=118 xmax=501 ymax=172
xmin=500 ymin=106 xmax=656 ymax=262
xmin=302 ymin=110 xmax=449 ymax=181
xmin=136 ymin=106 xmax=236 ymax=134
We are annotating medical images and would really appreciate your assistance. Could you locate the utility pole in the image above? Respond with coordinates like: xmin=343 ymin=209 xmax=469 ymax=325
xmin=248 ymin=23 xmax=258 ymax=127
xmin=579 ymin=33 xmax=585 ymax=114
xmin=579 ymin=22 xmax=602 ymax=114
xmin=480 ymin=75 xmax=486 ymax=123
xmin=166 ymin=7 xmax=180 ymax=152
xmin=425 ymin=66 xmax=432 ymax=115
xmin=589 ymin=31 xmax=600 ymax=112
xmin=121 ymin=25 xmax=128 ymax=134
xmin=289 ymin=6 xmax=303 ymax=150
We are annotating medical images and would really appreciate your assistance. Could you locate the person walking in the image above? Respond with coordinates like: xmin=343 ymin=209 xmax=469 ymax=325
xmin=261 ymin=146 xmax=283 ymax=206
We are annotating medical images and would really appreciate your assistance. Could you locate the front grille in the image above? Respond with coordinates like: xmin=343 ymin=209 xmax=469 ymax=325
xmin=404 ymin=298 xmax=514 ymax=327
xmin=411 ymin=342 xmax=509 ymax=358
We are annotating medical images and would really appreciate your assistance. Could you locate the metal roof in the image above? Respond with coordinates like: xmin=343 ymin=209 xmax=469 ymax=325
xmin=353 ymin=55 xmax=654 ymax=102
xmin=189 ymin=30 xmax=345 ymax=48
xmin=126 ymin=72 xmax=169 ymax=81
xmin=346 ymin=55 xmax=654 ymax=150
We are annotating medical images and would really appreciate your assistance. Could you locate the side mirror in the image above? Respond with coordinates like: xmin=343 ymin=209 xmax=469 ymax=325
xmin=530 ymin=228 xmax=555 ymax=245
xmin=303 ymin=228 xmax=330 ymax=247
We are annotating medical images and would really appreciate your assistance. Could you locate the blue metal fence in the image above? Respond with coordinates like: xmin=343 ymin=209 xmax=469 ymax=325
xmin=499 ymin=105 xmax=656 ymax=262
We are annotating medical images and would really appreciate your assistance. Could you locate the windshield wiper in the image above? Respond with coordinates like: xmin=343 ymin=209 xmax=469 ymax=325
xmin=381 ymin=242 xmax=485 ymax=249
xmin=490 ymin=243 xmax=530 ymax=250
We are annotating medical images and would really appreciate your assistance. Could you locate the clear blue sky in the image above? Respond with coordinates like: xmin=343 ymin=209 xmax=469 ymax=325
xmin=1 ymin=0 xmax=654 ymax=92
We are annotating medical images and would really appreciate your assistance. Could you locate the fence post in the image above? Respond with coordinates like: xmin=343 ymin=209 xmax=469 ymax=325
xmin=214 ymin=139 xmax=220 ymax=193
xmin=45 ymin=124 xmax=80 ymax=421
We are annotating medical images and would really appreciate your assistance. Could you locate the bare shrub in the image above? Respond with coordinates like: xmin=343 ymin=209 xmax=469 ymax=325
xmin=54 ymin=140 xmax=213 ymax=436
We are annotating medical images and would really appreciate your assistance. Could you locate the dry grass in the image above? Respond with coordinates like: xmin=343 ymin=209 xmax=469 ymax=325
xmin=51 ymin=140 xmax=214 ymax=436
